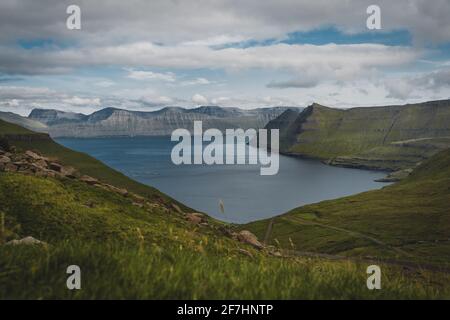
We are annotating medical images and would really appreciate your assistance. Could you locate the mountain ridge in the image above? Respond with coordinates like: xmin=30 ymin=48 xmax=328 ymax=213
xmin=25 ymin=105 xmax=301 ymax=138
xmin=265 ymin=99 xmax=450 ymax=171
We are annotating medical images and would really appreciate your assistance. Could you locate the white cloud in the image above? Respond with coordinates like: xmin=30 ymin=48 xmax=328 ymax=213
xmin=62 ymin=96 xmax=101 ymax=106
xmin=1 ymin=1 xmax=449 ymax=45
xmin=0 ymin=42 xmax=419 ymax=81
xmin=181 ymin=78 xmax=213 ymax=86
xmin=385 ymin=68 xmax=450 ymax=99
xmin=95 ymin=80 xmax=115 ymax=87
xmin=192 ymin=94 xmax=209 ymax=105
xmin=125 ymin=69 xmax=176 ymax=82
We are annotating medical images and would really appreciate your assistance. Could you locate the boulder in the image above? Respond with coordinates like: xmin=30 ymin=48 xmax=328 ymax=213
xmin=171 ymin=203 xmax=184 ymax=214
xmin=5 ymin=236 xmax=47 ymax=246
xmin=105 ymin=184 xmax=128 ymax=196
xmin=132 ymin=193 xmax=146 ymax=203
xmin=34 ymin=159 xmax=48 ymax=169
xmin=25 ymin=150 xmax=44 ymax=160
xmin=185 ymin=213 xmax=204 ymax=224
xmin=79 ymin=175 xmax=99 ymax=185
xmin=60 ymin=166 xmax=77 ymax=178
xmin=0 ymin=155 xmax=11 ymax=164
xmin=237 ymin=230 xmax=264 ymax=250
xmin=49 ymin=162 xmax=63 ymax=172
xmin=4 ymin=163 xmax=18 ymax=172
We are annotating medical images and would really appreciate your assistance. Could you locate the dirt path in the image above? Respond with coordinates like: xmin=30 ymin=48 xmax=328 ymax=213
xmin=280 ymin=248 xmax=450 ymax=274
xmin=288 ymin=216 xmax=412 ymax=257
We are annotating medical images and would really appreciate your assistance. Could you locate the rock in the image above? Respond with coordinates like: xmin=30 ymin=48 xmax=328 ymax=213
xmin=104 ymin=184 xmax=128 ymax=196
xmin=49 ymin=162 xmax=63 ymax=172
xmin=5 ymin=236 xmax=46 ymax=246
xmin=132 ymin=202 xmax=144 ymax=208
xmin=185 ymin=213 xmax=204 ymax=224
xmin=25 ymin=150 xmax=45 ymax=161
xmin=237 ymin=230 xmax=264 ymax=250
xmin=60 ymin=166 xmax=77 ymax=178
xmin=132 ymin=193 xmax=146 ymax=203
xmin=34 ymin=159 xmax=48 ymax=169
xmin=0 ymin=155 xmax=11 ymax=164
xmin=171 ymin=203 xmax=184 ymax=214
xmin=4 ymin=163 xmax=18 ymax=172
xmin=79 ymin=175 xmax=99 ymax=185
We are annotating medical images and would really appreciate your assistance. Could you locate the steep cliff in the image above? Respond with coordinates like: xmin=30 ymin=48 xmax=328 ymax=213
xmin=266 ymin=99 xmax=450 ymax=170
xmin=28 ymin=106 xmax=298 ymax=138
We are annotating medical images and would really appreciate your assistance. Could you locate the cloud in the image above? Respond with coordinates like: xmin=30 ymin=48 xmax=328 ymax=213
xmin=94 ymin=80 xmax=115 ymax=87
xmin=181 ymin=78 xmax=213 ymax=86
xmin=192 ymin=94 xmax=209 ymax=105
xmin=1 ymin=1 xmax=449 ymax=46
xmin=125 ymin=69 xmax=176 ymax=82
xmin=62 ymin=96 xmax=101 ymax=106
xmin=385 ymin=68 xmax=450 ymax=99
xmin=0 ymin=42 xmax=419 ymax=79
xmin=0 ymin=85 xmax=104 ymax=115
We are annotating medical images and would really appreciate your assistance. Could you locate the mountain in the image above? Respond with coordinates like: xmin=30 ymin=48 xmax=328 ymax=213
xmin=1 ymin=118 xmax=449 ymax=299
xmin=265 ymin=99 xmax=450 ymax=171
xmin=28 ymin=108 xmax=86 ymax=125
xmin=28 ymin=106 xmax=300 ymax=138
xmin=0 ymin=111 xmax=48 ymax=133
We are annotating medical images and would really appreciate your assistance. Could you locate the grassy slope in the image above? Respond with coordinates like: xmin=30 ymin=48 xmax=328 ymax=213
xmin=245 ymin=149 xmax=450 ymax=268
xmin=1 ymin=119 xmax=449 ymax=298
xmin=0 ymin=119 xmax=184 ymax=208
xmin=1 ymin=173 xmax=449 ymax=299
xmin=274 ymin=100 xmax=450 ymax=170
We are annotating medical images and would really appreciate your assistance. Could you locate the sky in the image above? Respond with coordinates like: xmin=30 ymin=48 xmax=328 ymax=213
xmin=0 ymin=0 xmax=450 ymax=116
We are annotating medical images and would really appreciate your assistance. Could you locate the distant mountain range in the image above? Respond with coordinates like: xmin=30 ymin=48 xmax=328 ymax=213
xmin=0 ymin=106 xmax=301 ymax=138
xmin=265 ymin=99 xmax=450 ymax=171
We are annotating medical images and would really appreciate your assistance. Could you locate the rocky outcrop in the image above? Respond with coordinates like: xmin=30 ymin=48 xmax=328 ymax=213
xmin=236 ymin=230 xmax=264 ymax=250
xmin=0 ymin=147 xmax=79 ymax=179
xmin=5 ymin=236 xmax=47 ymax=246
xmin=185 ymin=212 xmax=206 ymax=225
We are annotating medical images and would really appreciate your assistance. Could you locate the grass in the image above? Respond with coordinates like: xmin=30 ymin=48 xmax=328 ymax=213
xmin=1 ymin=118 xmax=449 ymax=299
xmin=244 ymin=149 xmax=450 ymax=268
xmin=2 ymin=240 xmax=449 ymax=299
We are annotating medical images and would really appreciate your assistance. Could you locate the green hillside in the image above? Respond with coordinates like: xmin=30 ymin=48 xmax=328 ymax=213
xmin=245 ymin=148 xmax=450 ymax=268
xmin=0 ymin=119 xmax=181 ymax=207
xmin=1 ymin=119 xmax=449 ymax=299
xmin=268 ymin=100 xmax=450 ymax=171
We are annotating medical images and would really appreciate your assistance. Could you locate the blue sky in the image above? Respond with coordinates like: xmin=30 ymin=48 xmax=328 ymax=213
xmin=0 ymin=0 xmax=449 ymax=115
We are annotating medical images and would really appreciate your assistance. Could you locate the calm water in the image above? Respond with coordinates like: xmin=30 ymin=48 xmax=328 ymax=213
xmin=57 ymin=136 xmax=387 ymax=223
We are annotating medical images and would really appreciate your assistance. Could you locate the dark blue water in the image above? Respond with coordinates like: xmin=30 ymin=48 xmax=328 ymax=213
xmin=56 ymin=136 xmax=387 ymax=223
